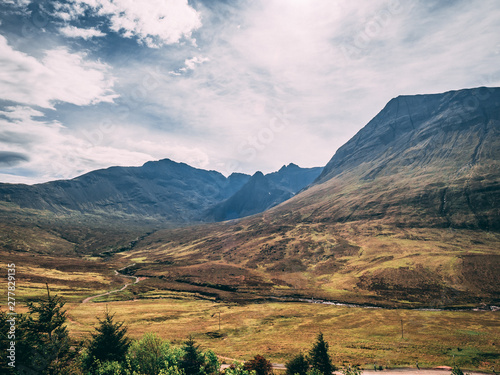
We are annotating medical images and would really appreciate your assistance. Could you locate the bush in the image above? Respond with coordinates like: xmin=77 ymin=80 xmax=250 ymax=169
xmin=286 ymin=353 xmax=309 ymax=375
xmin=223 ymin=361 xmax=254 ymax=375
xmin=128 ymin=333 xmax=172 ymax=375
xmin=341 ymin=364 xmax=362 ymax=375
xmin=244 ymin=355 xmax=273 ymax=375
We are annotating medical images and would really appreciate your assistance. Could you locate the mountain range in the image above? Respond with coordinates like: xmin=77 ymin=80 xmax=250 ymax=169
xmin=1 ymin=86 xmax=499 ymax=307
xmin=0 ymin=159 xmax=322 ymax=222
xmin=108 ymin=86 xmax=499 ymax=307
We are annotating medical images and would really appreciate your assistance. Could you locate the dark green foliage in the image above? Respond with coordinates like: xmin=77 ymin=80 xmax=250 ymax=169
xmin=286 ymin=353 xmax=309 ymax=375
xmin=308 ymin=333 xmax=335 ymax=375
xmin=12 ymin=285 xmax=77 ymax=374
xmin=341 ymin=364 xmax=362 ymax=375
xmin=452 ymin=364 xmax=471 ymax=375
xmin=84 ymin=310 xmax=131 ymax=370
xmin=179 ymin=338 xmax=205 ymax=375
xmin=244 ymin=355 xmax=273 ymax=375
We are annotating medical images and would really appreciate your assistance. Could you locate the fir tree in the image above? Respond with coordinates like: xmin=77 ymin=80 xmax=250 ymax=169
xmin=17 ymin=284 xmax=76 ymax=374
xmin=84 ymin=309 xmax=131 ymax=369
xmin=308 ymin=333 xmax=335 ymax=375
xmin=179 ymin=337 xmax=204 ymax=375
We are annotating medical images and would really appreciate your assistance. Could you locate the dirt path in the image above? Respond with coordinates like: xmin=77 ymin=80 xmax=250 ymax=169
xmin=82 ymin=265 xmax=141 ymax=303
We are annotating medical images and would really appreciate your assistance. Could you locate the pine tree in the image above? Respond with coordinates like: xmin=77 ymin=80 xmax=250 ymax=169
xmin=179 ymin=337 xmax=204 ymax=375
xmin=308 ymin=333 xmax=335 ymax=375
xmin=17 ymin=284 xmax=76 ymax=374
xmin=285 ymin=353 xmax=309 ymax=375
xmin=84 ymin=309 xmax=131 ymax=368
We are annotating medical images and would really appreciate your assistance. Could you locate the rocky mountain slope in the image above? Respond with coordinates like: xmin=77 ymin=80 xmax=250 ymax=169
xmin=119 ymin=87 xmax=500 ymax=307
xmin=207 ymin=164 xmax=322 ymax=221
xmin=287 ymin=86 xmax=500 ymax=230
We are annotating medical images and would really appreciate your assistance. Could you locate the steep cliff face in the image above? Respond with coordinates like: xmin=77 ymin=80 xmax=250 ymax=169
xmin=319 ymin=87 xmax=500 ymax=183
xmin=286 ymin=87 xmax=500 ymax=230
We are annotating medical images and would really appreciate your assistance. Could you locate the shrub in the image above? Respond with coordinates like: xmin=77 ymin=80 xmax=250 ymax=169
xmin=244 ymin=355 xmax=273 ymax=375
xmin=341 ymin=364 xmax=362 ymax=375
xmin=286 ymin=353 xmax=309 ymax=375
xmin=83 ymin=310 xmax=131 ymax=373
xmin=179 ymin=337 xmax=205 ymax=375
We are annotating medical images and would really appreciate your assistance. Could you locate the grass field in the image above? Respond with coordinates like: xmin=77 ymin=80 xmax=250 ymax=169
xmin=56 ymin=296 xmax=499 ymax=372
xmin=1 ymin=209 xmax=498 ymax=372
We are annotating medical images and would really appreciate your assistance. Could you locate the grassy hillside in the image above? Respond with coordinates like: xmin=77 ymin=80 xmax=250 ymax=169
xmin=109 ymin=218 xmax=500 ymax=308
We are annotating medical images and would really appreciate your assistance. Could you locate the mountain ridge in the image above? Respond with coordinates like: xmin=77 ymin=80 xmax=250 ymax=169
xmin=0 ymin=158 xmax=322 ymax=223
xmin=113 ymin=86 xmax=500 ymax=307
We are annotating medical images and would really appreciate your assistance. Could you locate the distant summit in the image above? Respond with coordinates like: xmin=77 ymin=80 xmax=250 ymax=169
xmin=0 ymin=159 xmax=322 ymax=223
xmin=207 ymin=165 xmax=323 ymax=221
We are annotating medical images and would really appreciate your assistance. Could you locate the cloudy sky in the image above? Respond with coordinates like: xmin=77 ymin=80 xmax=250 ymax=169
xmin=1 ymin=0 xmax=499 ymax=184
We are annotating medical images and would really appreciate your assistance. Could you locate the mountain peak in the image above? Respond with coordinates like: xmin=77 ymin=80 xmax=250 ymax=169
xmin=304 ymin=86 xmax=500 ymax=230
xmin=278 ymin=163 xmax=300 ymax=172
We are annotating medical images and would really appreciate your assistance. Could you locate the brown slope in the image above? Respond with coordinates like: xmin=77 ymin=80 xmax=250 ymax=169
xmin=118 ymin=87 xmax=500 ymax=307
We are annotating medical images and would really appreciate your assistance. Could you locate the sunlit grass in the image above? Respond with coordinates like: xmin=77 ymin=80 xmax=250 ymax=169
xmin=63 ymin=298 xmax=499 ymax=370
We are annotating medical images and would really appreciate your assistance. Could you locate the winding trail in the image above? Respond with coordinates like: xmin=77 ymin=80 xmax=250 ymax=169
xmin=82 ymin=264 xmax=141 ymax=303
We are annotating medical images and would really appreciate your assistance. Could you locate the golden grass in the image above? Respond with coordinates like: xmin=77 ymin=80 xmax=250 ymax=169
xmin=63 ymin=298 xmax=500 ymax=371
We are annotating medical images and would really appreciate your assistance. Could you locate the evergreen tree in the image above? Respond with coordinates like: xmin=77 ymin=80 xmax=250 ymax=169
xmin=84 ymin=310 xmax=131 ymax=370
xmin=285 ymin=353 xmax=309 ymax=375
xmin=17 ymin=284 xmax=77 ymax=375
xmin=308 ymin=333 xmax=335 ymax=375
xmin=179 ymin=337 xmax=204 ymax=375
xmin=244 ymin=355 xmax=273 ymax=375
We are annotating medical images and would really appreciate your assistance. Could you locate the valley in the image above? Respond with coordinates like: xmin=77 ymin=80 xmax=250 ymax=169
xmin=1 ymin=87 xmax=499 ymax=371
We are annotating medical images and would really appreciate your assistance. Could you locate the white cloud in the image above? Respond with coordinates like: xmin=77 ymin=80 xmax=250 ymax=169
xmin=55 ymin=0 xmax=202 ymax=47
xmin=0 ymin=106 xmax=156 ymax=183
xmin=1 ymin=0 xmax=30 ymax=6
xmin=183 ymin=56 xmax=209 ymax=70
xmin=0 ymin=35 xmax=117 ymax=108
xmin=175 ymin=56 xmax=210 ymax=73
xmin=139 ymin=0 xmax=500 ymax=175
xmin=59 ymin=25 xmax=106 ymax=39
xmin=0 ymin=106 xmax=214 ymax=183
xmin=3 ymin=0 xmax=500 ymax=183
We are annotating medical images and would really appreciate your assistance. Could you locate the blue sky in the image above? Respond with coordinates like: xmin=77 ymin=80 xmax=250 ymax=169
xmin=1 ymin=0 xmax=499 ymax=183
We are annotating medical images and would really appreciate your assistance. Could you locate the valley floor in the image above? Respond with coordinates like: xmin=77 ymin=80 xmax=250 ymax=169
xmin=46 ymin=297 xmax=499 ymax=372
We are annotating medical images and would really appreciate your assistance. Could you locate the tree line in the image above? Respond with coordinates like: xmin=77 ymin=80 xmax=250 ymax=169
xmin=0 ymin=287 xmax=343 ymax=375
xmin=0 ymin=287 xmax=469 ymax=375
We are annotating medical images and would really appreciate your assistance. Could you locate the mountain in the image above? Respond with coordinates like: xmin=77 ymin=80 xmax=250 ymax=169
xmin=285 ymin=86 xmax=500 ymax=230
xmin=1 ymin=87 xmax=498 ymax=308
xmin=0 ymin=159 xmax=249 ymax=222
xmin=0 ymin=159 xmax=321 ymax=223
xmin=207 ymin=164 xmax=323 ymax=221
xmin=120 ymin=87 xmax=500 ymax=307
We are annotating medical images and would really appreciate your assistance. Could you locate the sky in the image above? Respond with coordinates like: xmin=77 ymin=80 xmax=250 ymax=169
xmin=0 ymin=0 xmax=499 ymax=184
